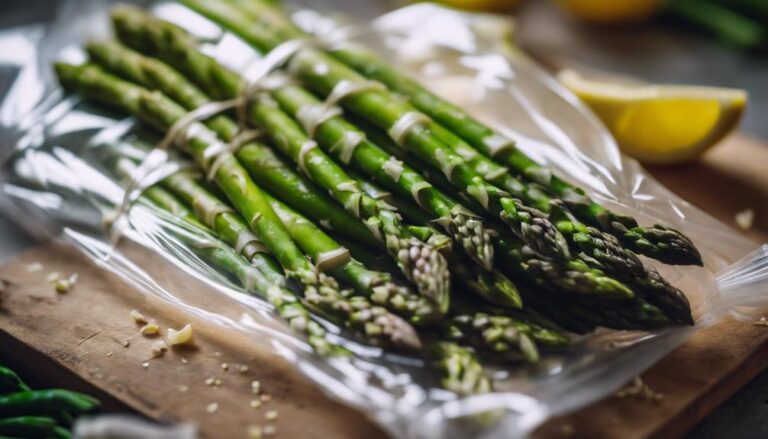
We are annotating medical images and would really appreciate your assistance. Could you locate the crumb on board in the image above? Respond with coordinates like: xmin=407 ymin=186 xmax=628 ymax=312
xmin=754 ymin=317 xmax=768 ymax=327
xmin=141 ymin=361 xmax=150 ymax=369
xmin=616 ymin=376 xmax=664 ymax=401
xmin=248 ymin=425 xmax=262 ymax=439
xmin=250 ymin=399 xmax=262 ymax=409
xmin=251 ymin=380 xmax=261 ymax=395
xmin=123 ymin=340 xmax=130 ymax=348
xmin=265 ymin=410 xmax=278 ymax=421
xmin=106 ymin=352 xmax=113 ymax=358
xmin=141 ymin=322 xmax=160 ymax=336
xmin=178 ymin=385 xmax=189 ymax=393
xmin=52 ymin=273 xmax=78 ymax=293
xmin=735 ymin=208 xmax=754 ymax=230
xmin=206 ymin=402 xmax=219 ymax=414
xmin=260 ymin=394 xmax=271 ymax=402
xmin=221 ymin=362 xmax=229 ymax=371
xmin=238 ymin=364 xmax=249 ymax=373
xmin=130 ymin=309 xmax=147 ymax=324
xmin=167 ymin=323 xmax=193 ymax=346
xmin=26 ymin=262 xmax=43 ymax=273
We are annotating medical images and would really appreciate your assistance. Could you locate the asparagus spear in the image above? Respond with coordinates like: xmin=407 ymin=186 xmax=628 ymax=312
xmin=355 ymin=176 xmax=524 ymax=308
xmin=264 ymin=77 xmax=495 ymax=271
xmin=351 ymin=116 xmax=690 ymax=321
xmin=56 ymin=62 xmax=419 ymax=350
xmin=264 ymin=192 xmax=442 ymax=325
xmin=96 ymin=27 xmax=451 ymax=312
xmin=228 ymin=0 xmax=702 ymax=266
xmin=123 ymin=2 xmax=571 ymax=264
xmin=431 ymin=342 xmax=492 ymax=395
xmin=447 ymin=313 xmax=539 ymax=363
xmin=308 ymin=34 xmax=703 ymax=266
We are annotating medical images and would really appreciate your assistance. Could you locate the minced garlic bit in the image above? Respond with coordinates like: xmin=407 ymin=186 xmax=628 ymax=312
xmin=754 ymin=317 xmax=768 ymax=327
xmin=205 ymin=377 xmax=223 ymax=387
xmin=26 ymin=262 xmax=43 ymax=273
xmin=735 ymin=208 xmax=755 ymax=231
xmin=141 ymin=361 xmax=150 ymax=369
xmin=151 ymin=344 xmax=168 ymax=358
xmin=140 ymin=322 xmax=160 ymax=336
xmin=251 ymin=380 xmax=261 ymax=395
xmin=130 ymin=309 xmax=147 ymax=324
xmin=206 ymin=402 xmax=219 ymax=414
xmin=178 ymin=385 xmax=189 ymax=393
xmin=221 ymin=362 xmax=229 ymax=371
xmin=181 ymin=357 xmax=188 ymax=364
xmin=263 ymin=425 xmax=276 ymax=436
xmin=53 ymin=273 xmax=78 ymax=293
xmin=46 ymin=271 xmax=60 ymax=282
xmin=250 ymin=400 xmax=262 ymax=409
xmin=106 ymin=352 xmax=113 ymax=358
xmin=238 ymin=364 xmax=249 ymax=373
xmin=265 ymin=410 xmax=278 ymax=421
xmin=123 ymin=340 xmax=130 ymax=348
xmin=167 ymin=323 xmax=193 ymax=346
xmin=616 ymin=376 xmax=664 ymax=401
xmin=248 ymin=425 xmax=262 ymax=439
xmin=260 ymin=394 xmax=271 ymax=402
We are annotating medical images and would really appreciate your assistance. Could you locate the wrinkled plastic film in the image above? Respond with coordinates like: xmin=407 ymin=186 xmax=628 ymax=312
xmin=0 ymin=2 xmax=766 ymax=439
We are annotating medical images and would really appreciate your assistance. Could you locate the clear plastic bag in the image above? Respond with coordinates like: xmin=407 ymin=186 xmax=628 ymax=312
xmin=0 ymin=1 xmax=766 ymax=438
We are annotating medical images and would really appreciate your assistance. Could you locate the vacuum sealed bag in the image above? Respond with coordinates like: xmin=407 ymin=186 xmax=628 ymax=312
xmin=0 ymin=1 xmax=766 ymax=437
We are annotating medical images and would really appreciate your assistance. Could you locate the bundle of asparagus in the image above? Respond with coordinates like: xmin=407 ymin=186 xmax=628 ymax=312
xmin=51 ymin=0 xmax=702 ymax=396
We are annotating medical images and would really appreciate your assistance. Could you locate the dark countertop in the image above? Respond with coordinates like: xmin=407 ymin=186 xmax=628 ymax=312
xmin=0 ymin=1 xmax=766 ymax=438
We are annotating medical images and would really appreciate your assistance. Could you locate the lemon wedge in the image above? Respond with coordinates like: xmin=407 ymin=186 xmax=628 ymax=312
xmin=555 ymin=0 xmax=662 ymax=24
xmin=559 ymin=70 xmax=747 ymax=165
xmin=435 ymin=0 xmax=522 ymax=12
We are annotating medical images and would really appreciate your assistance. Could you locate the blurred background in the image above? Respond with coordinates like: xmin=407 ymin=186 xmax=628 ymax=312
xmin=0 ymin=0 xmax=766 ymax=437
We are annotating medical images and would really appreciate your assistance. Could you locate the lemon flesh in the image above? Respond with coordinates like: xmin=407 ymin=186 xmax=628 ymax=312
xmin=435 ymin=0 xmax=522 ymax=12
xmin=559 ymin=70 xmax=747 ymax=165
xmin=555 ymin=0 xmax=662 ymax=24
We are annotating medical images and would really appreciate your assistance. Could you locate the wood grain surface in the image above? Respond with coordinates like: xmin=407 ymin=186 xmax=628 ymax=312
xmin=0 ymin=134 xmax=765 ymax=439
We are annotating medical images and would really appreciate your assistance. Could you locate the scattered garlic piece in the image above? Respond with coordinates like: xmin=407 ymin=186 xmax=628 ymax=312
xmin=735 ymin=208 xmax=755 ymax=231
xmin=221 ymin=362 xmax=229 ymax=371
xmin=46 ymin=271 xmax=60 ymax=282
xmin=141 ymin=361 xmax=150 ymax=369
xmin=248 ymin=425 xmax=262 ymax=439
xmin=178 ymin=385 xmax=189 ymax=393
xmin=260 ymin=394 xmax=271 ymax=402
xmin=251 ymin=380 xmax=261 ymax=395
xmin=106 ymin=352 xmax=113 ymax=358
xmin=53 ymin=273 xmax=78 ymax=293
xmin=238 ymin=364 xmax=249 ymax=373
xmin=167 ymin=324 xmax=193 ymax=346
xmin=140 ymin=322 xmax=160 ymax=336
xmin=151 ymin=343 xmax=168 ymax=358
xmin=130 ymin=309 xmax=147 ymax=324
xmin=26 ymin=262 xmax=43 ymax=273
xmin=263 ymin=425 xmax=276 ymax=436
xmin=265 ymin=410 xmax=278 ymax=421
xmin=123 ymin=341 xmax=130 ymax=348
xmin=754 ymin=317 xmax=768 ymax=327
xmin=250 ymin=400 xmax=262 ymax=409
xmin=206 ymin=402 xmax=219 ymax=414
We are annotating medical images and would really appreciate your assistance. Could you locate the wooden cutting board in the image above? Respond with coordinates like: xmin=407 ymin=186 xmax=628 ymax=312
xmin=0 ymin=134 xmax=765 ymax=439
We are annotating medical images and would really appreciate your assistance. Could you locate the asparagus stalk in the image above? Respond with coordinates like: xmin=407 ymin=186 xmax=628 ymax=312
xmin=97 ymin=26 xmax=452 ymax=313
xmin=315 ymin=34 xmax=702 ymax=267
xmin=353 ymin=117 xmax=690 ymax=321
xmin=264 ymin=192 xmax=442 ymax=325
xmin=56 ymin=62 xmax=420 ymax=350
xmin=263 ymin=77 xmax=495 ymax=271
xmin=431 ymin=342 xmax=493 ymax=395
xmin=131 ymin=1 xmax=571 ymax=264
xmin=354 ymin=176 xmax=524 ymax=309
xmin=447 ymin=313 xmax=539 ymax=363
xmin=232 ymin=0 xmax=703 ymax=266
